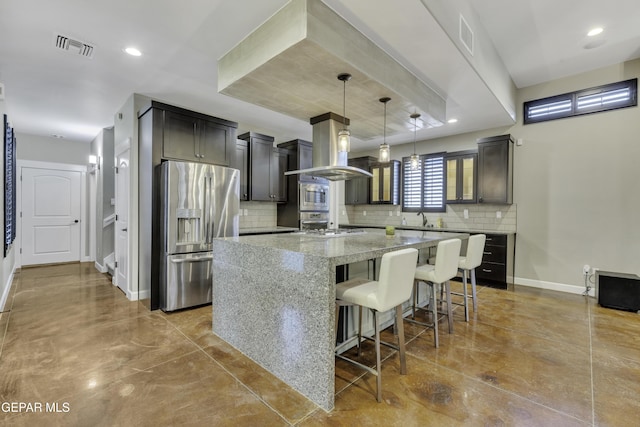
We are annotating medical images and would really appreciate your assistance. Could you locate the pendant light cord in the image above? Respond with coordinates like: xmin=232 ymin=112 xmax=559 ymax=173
xmin=410 ymin=112 xmax=421 ymax=153
xmin=383 ymin=102 xmax=387 ymax=143
xmin=343 ymin=80 xmax=347 ymax=127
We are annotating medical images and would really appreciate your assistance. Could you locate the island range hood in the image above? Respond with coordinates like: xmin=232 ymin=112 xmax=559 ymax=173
xmin=285 ymin=113 xmax=373 ymax=181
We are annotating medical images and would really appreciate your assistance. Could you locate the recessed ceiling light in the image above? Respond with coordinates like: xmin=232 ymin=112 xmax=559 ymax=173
xmin=124 ymin=47 xmax=142 ymax=56
xmin=587 ymin=27 xmax=603 ymax=37
xmin=447 ymin=118 xmax=458 ymax=124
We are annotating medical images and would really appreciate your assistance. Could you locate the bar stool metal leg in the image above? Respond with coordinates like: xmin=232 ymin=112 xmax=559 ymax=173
xmin=471 ymin=268 xmax=478 ymax=313
xmin=462 ymin=269 xmax=470 ymax=321
xmin=395 ymin=305 xmax=407 ymax=375
xmin=445 ymin=280 xmax=454 ymax=333
xmin=373 ymin=310 xmax=382 ymax=403
xmin=431 ymin=282 xmax=439 ymax=348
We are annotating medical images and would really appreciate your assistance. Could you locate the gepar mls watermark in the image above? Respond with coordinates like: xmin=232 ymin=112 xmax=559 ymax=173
xmin=2 ymin=402 xmax=70 ymax=413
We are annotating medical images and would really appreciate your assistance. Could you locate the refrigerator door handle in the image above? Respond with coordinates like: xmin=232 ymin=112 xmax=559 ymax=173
xmin=204 ymin=176 xmax=213 ymax=243
xmin=169 ymin=254 xmax=214 ymax=264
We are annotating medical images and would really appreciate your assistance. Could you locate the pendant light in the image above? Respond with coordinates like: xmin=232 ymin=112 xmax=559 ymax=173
xmin=410 ymin=113 xmax=421 ymax=170
xmin=378 ymin=97 xmax=391 ymax=162
xmin=337 ymin=73 xmax=352 ymax=153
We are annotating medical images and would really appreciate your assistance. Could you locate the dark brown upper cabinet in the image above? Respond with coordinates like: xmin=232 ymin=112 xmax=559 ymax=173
xmin=370 ymin=160 xmax=400 ymax=205
xmin=477 ymin=134 xmax=514 ymax=205
xmin=445 ymin=150 xmax=477 ymax=204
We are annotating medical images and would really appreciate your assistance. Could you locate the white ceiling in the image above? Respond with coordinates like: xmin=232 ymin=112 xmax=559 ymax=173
xmin=0 ymin=0 xmax=638 ymax=151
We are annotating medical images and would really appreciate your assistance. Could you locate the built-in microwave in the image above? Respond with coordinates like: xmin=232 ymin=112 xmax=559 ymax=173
xmin=299 ymin=182 xmax=329 ymax=212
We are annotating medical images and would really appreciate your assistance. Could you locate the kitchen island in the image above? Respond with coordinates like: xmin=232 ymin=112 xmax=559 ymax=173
xmin=211 ymin=228 xmax=468 ymax=411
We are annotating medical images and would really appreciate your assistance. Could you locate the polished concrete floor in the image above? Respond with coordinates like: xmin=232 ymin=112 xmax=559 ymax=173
xmin=1 ymin=262 xmax=639 ymax=426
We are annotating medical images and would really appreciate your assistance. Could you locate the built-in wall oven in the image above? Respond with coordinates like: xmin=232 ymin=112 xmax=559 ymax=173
xmin=299 ymin=182 xmax=329 ymax=212
xmin=299 ymin=211 xmax=329 ymax=231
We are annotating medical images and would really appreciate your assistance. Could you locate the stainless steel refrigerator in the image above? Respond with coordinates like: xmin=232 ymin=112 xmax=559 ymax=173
xmin=159 ymin=160 xmax=239 ymax=311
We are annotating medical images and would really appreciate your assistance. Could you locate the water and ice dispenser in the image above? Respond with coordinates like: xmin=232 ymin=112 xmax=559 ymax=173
xmin=175 ymin=208 xmax=202 ymax=246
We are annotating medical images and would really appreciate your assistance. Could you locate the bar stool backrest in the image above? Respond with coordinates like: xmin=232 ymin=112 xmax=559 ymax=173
xmin=464 ymin=234 xmax=486 ymax=269
xmin=432 ymin=239 xmax=462 ymax=284
xmin=375 ymin=248 xmax=419 ymax=312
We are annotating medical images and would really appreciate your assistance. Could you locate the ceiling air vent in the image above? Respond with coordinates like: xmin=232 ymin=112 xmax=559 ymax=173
xmin=459 ymin=14 xmax=474 ymax=56
xmin=53 ymin=33 xmax=95 ymax=59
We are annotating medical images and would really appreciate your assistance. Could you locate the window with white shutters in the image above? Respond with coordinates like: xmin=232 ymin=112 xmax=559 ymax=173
xmin=402 ymin=153 xmax=445 ymax=212
xmin=524 ymin=78 xmax=637 ymax=124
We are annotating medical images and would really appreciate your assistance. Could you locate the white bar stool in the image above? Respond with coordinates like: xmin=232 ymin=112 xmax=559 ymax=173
xmin=409 ymin=238 xmax=461 ymax=348
xmin=453 ymin=234 xmax=486 ymax=321
xmin=335 ymin=248 xmax=419 ymax=403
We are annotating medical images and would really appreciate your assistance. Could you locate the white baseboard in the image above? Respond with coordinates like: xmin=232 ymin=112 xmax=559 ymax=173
xmin=126 ymin=289 xmax=149 ymax=302
xmin=94 ymin=261 xmax=107 ymax=273
xmin=514 ymin=276 xmax=595 ymax=297
xmin=1 ymin=267 xmax=16 ymax=312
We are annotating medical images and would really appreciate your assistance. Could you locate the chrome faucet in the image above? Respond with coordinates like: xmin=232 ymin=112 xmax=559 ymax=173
xmin=417 ymin=211 xmax=428 ymax=227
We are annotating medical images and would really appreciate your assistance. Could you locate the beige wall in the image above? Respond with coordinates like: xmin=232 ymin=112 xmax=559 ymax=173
xmin=352 ymin=59 xmax=640 ymax=292
xmin=15 ymin=133 xmax=90 ymax=165
xmin=113 ymin=93 xmax=150 ymax=302
xmin=512 ymin=59 xmax=640 ymax=289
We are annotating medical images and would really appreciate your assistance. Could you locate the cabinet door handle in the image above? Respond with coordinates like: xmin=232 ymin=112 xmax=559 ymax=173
xmin=482 ymin=269 xmax=492 ymax=273
xmin=484 ymin=251 xmax=492 ymax=255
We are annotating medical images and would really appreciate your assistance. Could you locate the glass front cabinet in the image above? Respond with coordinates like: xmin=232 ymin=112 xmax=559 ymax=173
xmin=370 ymin=160 xmax=400 ymax=205
xmin=445 ymin=150 xmax=477 ymax=204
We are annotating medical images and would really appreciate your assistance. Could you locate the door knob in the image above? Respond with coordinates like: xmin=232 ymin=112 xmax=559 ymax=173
xmin=74 ymin=219 xmax=79 ymax=223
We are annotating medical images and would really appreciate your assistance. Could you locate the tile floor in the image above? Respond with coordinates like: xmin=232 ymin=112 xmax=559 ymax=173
xmin=1 ymin=262 xmax=639 ymax=426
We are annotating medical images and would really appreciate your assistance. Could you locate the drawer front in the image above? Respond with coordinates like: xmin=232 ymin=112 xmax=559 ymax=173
xmin=483 ymin=234 xmax=507 ymax=246
xmin=482 ymin=244 xmax=506 ymax=263
xmin=476 ymin=262 xmax=506 ymax=282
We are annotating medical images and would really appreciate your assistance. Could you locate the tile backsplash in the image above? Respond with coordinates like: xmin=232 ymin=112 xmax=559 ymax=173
xmin=240 ymin=201 xmax=517 ymax=233
xmin=340 ymin=203 xmax=517 ymax=233
xmin=239 ymin=201 xmax=277 ymax=229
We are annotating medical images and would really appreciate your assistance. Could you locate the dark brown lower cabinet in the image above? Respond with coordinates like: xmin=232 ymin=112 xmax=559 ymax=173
xmin=474 ymin=233 xmax=515 ymax=289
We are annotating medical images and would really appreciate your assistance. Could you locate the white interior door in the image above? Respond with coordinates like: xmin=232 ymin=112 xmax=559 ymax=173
xmin=114 ymin=148 xmax=130 ymax=294
xmin=21 ymin=167 xmax=81 ymax=266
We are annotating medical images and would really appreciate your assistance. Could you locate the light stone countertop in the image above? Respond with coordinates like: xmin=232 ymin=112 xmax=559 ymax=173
xmin=222 ymin=228 xmax=468 ymax=267
xmin=343 ymin=223 xmax=515 ymax=236
xmin=238 ymin=226 xmax=298 ymax=235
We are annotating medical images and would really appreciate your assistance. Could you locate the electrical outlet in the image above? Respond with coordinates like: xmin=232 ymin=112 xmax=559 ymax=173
xmin=583 ymin=264 xmax=591 ymax=275
xmin=363 ymin=210 xmax=367 ymax=216
xmin=463 ymin=209 xmax=469 ymax=219
xmin=496 ymin=211 xmax=502 ymax=219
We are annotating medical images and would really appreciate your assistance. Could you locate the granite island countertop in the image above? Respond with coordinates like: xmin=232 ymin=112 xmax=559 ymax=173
xmin=223 ymin=228 xmax=468 ymax=267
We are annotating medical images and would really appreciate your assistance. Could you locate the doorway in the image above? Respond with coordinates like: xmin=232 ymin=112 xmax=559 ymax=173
xmin=19 ymin=163 xmax=85 ymax=266
xmin=114 ymin=141 xmax=130 ymax=297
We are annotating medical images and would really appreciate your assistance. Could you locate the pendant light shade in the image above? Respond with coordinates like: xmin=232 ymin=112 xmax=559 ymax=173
xmin=410 ymin=113 xmax=421 ymax=171
xmin=379 ymin=97 xmax=391 ymax=162
xmin=337 ymin=73 xmax=352 ymax=153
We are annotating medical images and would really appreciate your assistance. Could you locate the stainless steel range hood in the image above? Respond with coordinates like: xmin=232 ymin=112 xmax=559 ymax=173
xmin=284 ymin=113 xmax=373 ymax=181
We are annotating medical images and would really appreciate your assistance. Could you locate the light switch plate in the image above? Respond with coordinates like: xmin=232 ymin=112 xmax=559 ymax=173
xmin=496 ymin=211 xmax=502 ymax=219
xmin=363 ymin=211 xmax=367 ymax=216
